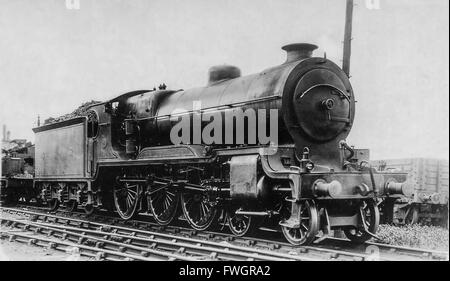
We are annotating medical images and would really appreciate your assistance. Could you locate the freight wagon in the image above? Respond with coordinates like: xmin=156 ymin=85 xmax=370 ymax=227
xmin=371 ymin=158 xmax=449 ymax=227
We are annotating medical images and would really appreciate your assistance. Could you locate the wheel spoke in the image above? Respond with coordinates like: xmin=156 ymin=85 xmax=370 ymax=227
xmin=200 ymin=202 xmax=207 ymax=219
xmin=300 ymin=223 xmax=308 ymax=231
xmin=299 ymin=228 xmax=305 ymax=238
xmin=126 ymin=196 xmax=132 ymax=209
xmin=164 ymin=196 xmax=169 ymax=210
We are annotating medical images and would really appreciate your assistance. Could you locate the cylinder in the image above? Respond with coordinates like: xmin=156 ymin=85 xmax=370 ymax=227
xmin=235 ymin=210 xmax=276 ymax=216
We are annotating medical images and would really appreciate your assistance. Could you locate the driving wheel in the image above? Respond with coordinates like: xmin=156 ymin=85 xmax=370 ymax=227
xmin=147 ymin=183 xmax=180 ymax=226
xmin=113 ymin=182 xmax=142 ymax=220
xmin=181 ymin=191 xmax=217 ymax=231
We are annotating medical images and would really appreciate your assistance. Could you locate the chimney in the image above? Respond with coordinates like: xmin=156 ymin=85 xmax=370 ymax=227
xmin=282 ymin=43 xmax=318 ymax=63
xmin=2 ymin=125 xmax=5 ymax=141
xmin=7 ymin=130 xmax=10 ymax=141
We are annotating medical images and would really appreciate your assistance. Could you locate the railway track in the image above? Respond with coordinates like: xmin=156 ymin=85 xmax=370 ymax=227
xmin=1 ymin=206 xmax=447 ymax=261
xmin=0 ymin=217 xmax=298 ymax=261
xmin=0 ymin=207 xmax=316 ymax=261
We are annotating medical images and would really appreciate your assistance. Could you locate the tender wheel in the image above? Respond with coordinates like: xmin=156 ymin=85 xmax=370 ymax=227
xmin=47 ymin=198 xmax=60 ymax=211
xmin=181 ymin=192 xmax=217 ymax=231
xmin=113 ymin=182 xmax=142 ymax=220
xmin=66 ymin=200 xmax=78 ymax=212
xmin=281 ymin=200 xmax=319 ymax=246
xmin=344 ymin=200 xmax=380 ymax=243
xmin=147 ymin=184 xmax=180 ymax=226
xmin=84 ymin=204 xmax=95 ymax=216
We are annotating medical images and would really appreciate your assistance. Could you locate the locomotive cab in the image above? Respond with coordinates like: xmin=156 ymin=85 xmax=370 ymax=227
xmin=105 ymin=90 xmax=175 ymax=157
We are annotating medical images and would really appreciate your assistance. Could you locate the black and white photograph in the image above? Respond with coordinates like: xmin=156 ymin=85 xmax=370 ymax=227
xmin=0 ymin=0 xmax=448 ymax=270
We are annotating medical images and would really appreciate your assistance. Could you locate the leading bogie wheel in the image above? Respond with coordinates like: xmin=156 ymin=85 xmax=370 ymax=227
xmin=281 ymin=200 xmax=319 ymax=246
xmin=344 ymin=200 xmax=380 ymax=243
xmin=113 ymin=182 xmax=142 ymax=220
xmin=147 ymin=184 xmax=180 ymax=226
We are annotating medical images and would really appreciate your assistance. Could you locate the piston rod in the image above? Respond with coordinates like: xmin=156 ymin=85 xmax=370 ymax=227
xmin=234 ymin=210 xmax=279 ymax=216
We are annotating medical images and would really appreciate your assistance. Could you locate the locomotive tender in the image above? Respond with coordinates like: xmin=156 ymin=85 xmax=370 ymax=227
xmin=27 ymin=40 xmax=411 ymax=245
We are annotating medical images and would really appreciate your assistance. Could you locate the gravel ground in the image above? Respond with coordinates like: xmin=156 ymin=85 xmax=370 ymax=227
xmin=377 ymin=224 xmax=449 ymax=251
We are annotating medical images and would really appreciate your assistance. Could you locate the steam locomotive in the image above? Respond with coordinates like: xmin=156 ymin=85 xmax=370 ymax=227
xmin=1 ymin=41 xmax=409 ymax=246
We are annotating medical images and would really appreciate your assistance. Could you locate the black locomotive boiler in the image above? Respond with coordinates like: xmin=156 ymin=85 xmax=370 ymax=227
xmin=28 ymin=41 xmax=411 ymax=245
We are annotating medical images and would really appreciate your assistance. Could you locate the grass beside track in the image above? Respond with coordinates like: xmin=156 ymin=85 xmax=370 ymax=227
xmin=377 ymin=224 xmax=449 ymax=251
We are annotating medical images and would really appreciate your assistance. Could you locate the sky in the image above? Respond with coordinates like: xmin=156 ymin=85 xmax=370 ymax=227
xmin=0 ymin=0 xmax=448 ymax=160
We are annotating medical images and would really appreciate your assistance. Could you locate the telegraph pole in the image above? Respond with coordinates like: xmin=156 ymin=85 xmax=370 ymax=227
xmin=342 ymin=0 xmax=354 ymax=77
